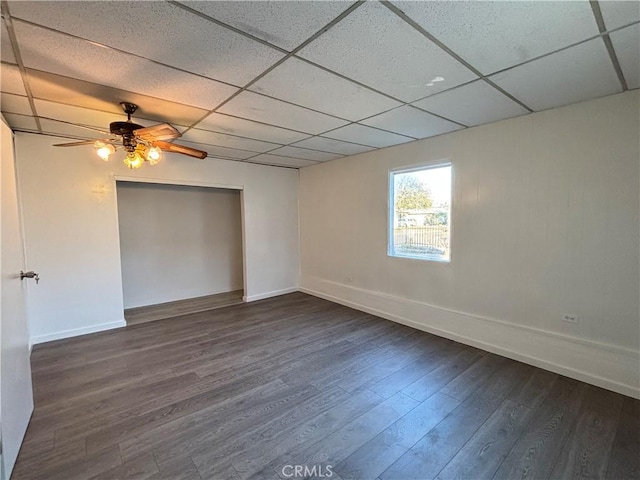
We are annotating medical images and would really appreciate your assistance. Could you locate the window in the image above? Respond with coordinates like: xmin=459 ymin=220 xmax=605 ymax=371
xmin=389 ymin=162 xmax=452 ymax=262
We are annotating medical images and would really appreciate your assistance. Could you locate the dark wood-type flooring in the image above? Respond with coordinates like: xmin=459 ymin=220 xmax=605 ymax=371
xmin=13 ymin=293 xmax=640 ymax=480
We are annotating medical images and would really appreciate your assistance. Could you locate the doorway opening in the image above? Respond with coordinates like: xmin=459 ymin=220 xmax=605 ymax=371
xmin=115 ymin=180 xmax=244 ymax=325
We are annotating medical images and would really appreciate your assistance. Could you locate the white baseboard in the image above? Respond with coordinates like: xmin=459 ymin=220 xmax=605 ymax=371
xmin=300 ymin=277 xmax=640 ymax=399
xmin=30 ymin=320 xmax=127 ymax=346
xmin=243 ymin=287 xmax=299 ymax=303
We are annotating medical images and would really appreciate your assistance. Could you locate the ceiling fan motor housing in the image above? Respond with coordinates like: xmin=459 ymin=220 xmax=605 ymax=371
xmin=110 ymin=121 xmax=144 ymax=152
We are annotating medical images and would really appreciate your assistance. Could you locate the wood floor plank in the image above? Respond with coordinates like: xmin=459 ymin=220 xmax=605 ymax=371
xmin=12 ymin=293 xmax=639 ymax=480
xmin=334 ymin=392 xmax=460 ymax=480
xmin=549 ymin=384 xmax=625 ymax=479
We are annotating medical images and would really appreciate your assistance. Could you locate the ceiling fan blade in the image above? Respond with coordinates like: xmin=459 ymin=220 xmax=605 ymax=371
xmin=53 ymin=138 xmax=115 ymax=147
xmin=153 ymin=140 xmax=207 ymax=159
xmin=134 ymin=123 xmax=181 ymax=141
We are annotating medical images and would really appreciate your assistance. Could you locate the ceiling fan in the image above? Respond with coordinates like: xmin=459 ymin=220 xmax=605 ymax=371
xmin=53 ymin=102 xmax=207 ymax=168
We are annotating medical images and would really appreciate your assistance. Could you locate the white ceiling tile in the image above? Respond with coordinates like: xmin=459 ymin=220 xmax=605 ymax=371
xmin=1 ymin=18 xmax=16 ymax=63
xmin=268 ymin=146 xmax=342 ymax=162
xmin=218 ymin=91 xmax=348 ymax=134
xmin=599 ymin=1 xmax=640 ymax=30
xmin=413 ymin=80 xmax=529 ymax=127
xmin=610 ymin=24 xmax=640 ymax=90
xmin=361 ymin=105 xmax=462 ymax=139
xmin=490 ymin=38 xmax=622 ymax=112
xmin=14 ymin=21 xmax=239 ymax=110
xmin=1 ymin=63 xmax=26 ymax=95
xmin=392 ymin=1 xmax=600 ymax=75
xmin=2 ymin=113 xmax=38 ymax=131
xmin=291 ymin=136 xmax=375 ymax=156
xmin=180 ymin=1 xmax=352 ymax=51
xmin=180 ymin=140 xmax=257 ymax=160
xmin=25 ymin=69 xmax=209 ymax=127
xmin=181 ymin=128 xmax=281 ymax=153
xmin=35 ymin=100 xmax=141 ymax=132
xmin=8 ymin=1 xmax=284 ymax=86
xmin=248 ymin=154 xmax=318 ymax=168
xmin=1 ymin=92 xmax=32 ymax=115
xmin=298 ymin=1 xmax=477 ymax=102
xmin=250 ymin=57 xmax=401 ymax=121
xmin=324 ymin=123 xmax=413 ymax=148
xmin=39 ymin=118 xmax=104 ymax=140
xmin=196 ymin=112 xmax=310 ymax=144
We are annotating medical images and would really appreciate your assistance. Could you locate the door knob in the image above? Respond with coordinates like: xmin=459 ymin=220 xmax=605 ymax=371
xmin=20 ymin=270 xmax=39 ymax=284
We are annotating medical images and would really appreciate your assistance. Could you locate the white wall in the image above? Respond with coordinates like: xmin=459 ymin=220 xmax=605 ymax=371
xmin=299 ymin=90 xmax=640 ymax=397
xmin=116 ymin=182 xmax=243 ymax=309
xmin=15 ymin=133 xmax=299 ymax=344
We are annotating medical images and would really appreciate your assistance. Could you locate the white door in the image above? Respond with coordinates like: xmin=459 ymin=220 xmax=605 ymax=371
xmin=0 ymin=120 xmax=34 ymax=479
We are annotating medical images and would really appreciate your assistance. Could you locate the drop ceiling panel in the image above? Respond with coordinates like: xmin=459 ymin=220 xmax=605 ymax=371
xmin=598 ymin=1 xmax=640 ymax=30
xmin=1 ymin=92 xmax=31 ymax=115
xmin=248 ymin=154 xmax=318 ymax=168
xmin=181 ymin=128 xmax=281 ymax=153
xmin=14 ymin=21 xmax=239 ymax=110
xmin=250 ymin=57 xmax=401 ymax=121
xmin=218 ymin=91 xmax=348 ymax=134
xmin=361 ymin=105 xmax=463 ymax=139
xmin=25 ymin=69 xmax=209 ymax=126
xmin=413 ymin=80 xmax=529 ymax=127
xmin=268 ymin=146 xmax=342 ymax=162
xmin=1 ymin=19 xmax=16 ymax=63
xmin=179 ymin=1 xmax=353 ymax=51
xmin=196 ymin=112 xmax=309 ymax=144
xmin=1 ymin=63 xmax=27 ymax=95
xmin=392 ymin=1 xmax=600 ymax=75
xmin=8 ymin=1 xmax=284 ymax=86
xmin=324 ymin=123 xmax=414 ymax=148
xmin=291 ymin=136 xmax=375 ymax=156
xmin=2 ymin=113 xmax=38 ymax=131
xmin=610 ymin=24 xmax=640 ymax=90
xmin=490 ymin=38 xmax=621 ymax=112
xmin=33 ymin=100 xmax=160 ymax=133
xmin=180 ymin=141 xmax=257 ymax=160
xmin=298 ymin=1 xmax=477 ymax=102
xmin=39 ymin=118 xmax=104 ymax=139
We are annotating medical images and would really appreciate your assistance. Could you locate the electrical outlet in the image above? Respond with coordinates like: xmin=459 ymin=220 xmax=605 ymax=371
xmin=562 ymin=314 xmax=578 ymax=324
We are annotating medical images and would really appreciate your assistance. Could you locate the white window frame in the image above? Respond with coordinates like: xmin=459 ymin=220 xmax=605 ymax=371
xmin=388 ymin=160 xmax=453 ymax=263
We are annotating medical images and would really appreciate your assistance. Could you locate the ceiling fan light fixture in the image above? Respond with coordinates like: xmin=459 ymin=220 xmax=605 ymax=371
xmin=146 ymin=146 xmax=162 ymax=165
xmin=124 ymin=151 xmax=144 ymax=169
xmin=94 ymin=141 xmax=116 ymax=161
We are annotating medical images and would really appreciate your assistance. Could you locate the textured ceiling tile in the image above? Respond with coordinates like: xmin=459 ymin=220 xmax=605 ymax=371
xmin=610 ymin=24 xmax=640 ymax=90
xmin=33 ymin=100 xmax=162 ymax=133
xmin=181 ymin=128 xmax=281 ymax=153
xmin=196 ymin=112 xmax=310 ymax=144
xmin=1 ymin=18 xmax=16 ymax=63
xmin=361 ymin=105 xmax=462 ymax=139
xmin=1 ymin=63 xmax=27 ymax=95
xmin=413 ymin=80 xmax=529 ymax=127
xmin=324 ymin=123 xmax=414 ymax=148
xmin=268 ymin=145 xmax=342 ymax=162
xmin=598 ymin=1 xmax=640 ymax=30
xmin=248 ymin=153 xmax=318 ymax=168
xmin=218 ymin=91 xmax=348 ymax=134
xmin=26 ymin=69 xmax=209 ymax=126
xmin=14 ymin=21 xmax=239 ymax=110
xmin=39 ymin=117 xmax=104 ymax=139
xmin=1 ymin=92 xmax=32 ymax=115
xmin=291 ymin=136 xmax=375 ymax=156
xmin=8 ymin=0 xmax=284 ymax=86
xmin=250 ymin=57 xmax=401 ymax=121
xmin=392 ymin=0 xmax=600 ymax=74
xmin=298 ymin=1 xmax=477 ymax=102
xmin=2 ymin=112 xmax=38 ymax=131
xmin=490 ymin=38 xmax=622 ymax=112
xmin=179 ymin=1 xmax=352 ymax=51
